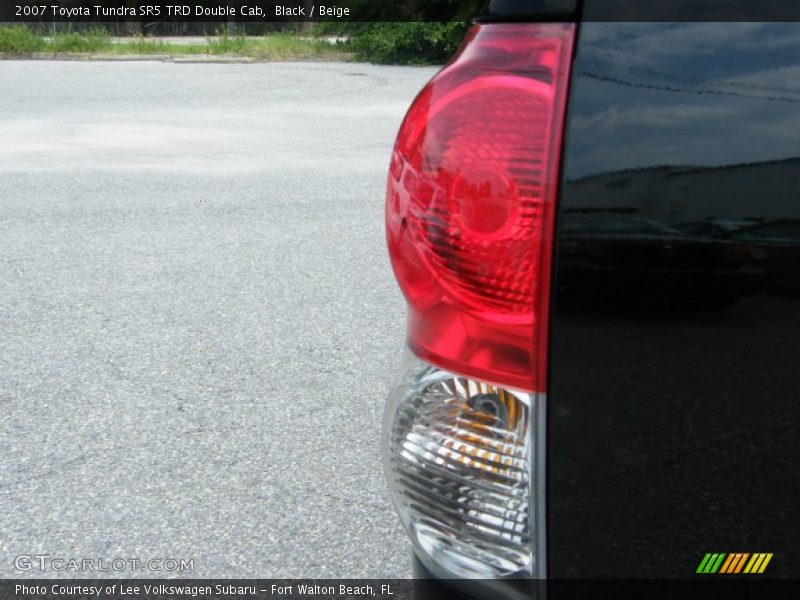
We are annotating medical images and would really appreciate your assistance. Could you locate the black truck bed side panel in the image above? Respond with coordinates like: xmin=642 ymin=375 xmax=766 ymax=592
xmin=549 ymin=22 xmax=800 ymax=578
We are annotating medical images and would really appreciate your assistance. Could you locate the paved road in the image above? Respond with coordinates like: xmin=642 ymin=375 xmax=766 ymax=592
xmin=0 ymin=60 xmax=438 ymax=578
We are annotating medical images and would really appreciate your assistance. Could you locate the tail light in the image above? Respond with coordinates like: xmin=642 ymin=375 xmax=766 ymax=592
xmin=383 ymin=23 xmax=575 ymax=579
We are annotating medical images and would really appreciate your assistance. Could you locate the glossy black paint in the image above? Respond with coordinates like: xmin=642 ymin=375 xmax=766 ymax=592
xmin=549 ymin=23 xmax=800 ymax=578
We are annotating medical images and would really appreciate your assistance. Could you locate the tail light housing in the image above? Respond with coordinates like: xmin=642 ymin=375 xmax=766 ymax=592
xmin=383 ymin=23 xmax=575 ymax=580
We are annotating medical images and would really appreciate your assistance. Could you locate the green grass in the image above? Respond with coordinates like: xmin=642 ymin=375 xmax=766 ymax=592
xmin=207 ymin=32 xmax=250 ymax=54
xmin=50 ymin=28 xmax=111 ymax=53
xmin=241 ymin=33 xmax=334 ymax=60
xmin=111 ymin=37 xmax=207 ymax=55
xmin=108 ymin=33 xmax=337 ymax=59
xmin=0 ymin=26 xmax=347 ymax=61
xmin=0 ymin=25 xmax=46 ymax=54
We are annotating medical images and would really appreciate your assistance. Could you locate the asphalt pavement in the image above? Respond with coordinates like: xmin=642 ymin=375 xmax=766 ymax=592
xmin=0 ymin=60 xmax=439 ymax=578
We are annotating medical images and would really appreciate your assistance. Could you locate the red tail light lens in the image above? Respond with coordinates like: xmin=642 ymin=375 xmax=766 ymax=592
xmin=386 ymin=23 xmax=575 ymax=391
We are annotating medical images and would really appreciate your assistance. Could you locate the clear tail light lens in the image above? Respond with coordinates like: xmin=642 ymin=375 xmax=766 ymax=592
xmin=384 ymin=351 xmax=537 ymax=577
xmin=384 ymin=22 xmax=575 ymax=579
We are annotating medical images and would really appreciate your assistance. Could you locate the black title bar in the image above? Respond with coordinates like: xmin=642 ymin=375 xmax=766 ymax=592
xmin=5 ymin=579 xmax=800 ymax=600
xmin=5 ymin=0 xmax=800 ymax=23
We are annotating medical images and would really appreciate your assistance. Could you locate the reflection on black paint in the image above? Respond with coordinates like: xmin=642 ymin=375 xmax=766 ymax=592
xmin=549 ymin=23 xmax=800 ymax=578
xmin=556 ymin=158 xmax=800 ymax=311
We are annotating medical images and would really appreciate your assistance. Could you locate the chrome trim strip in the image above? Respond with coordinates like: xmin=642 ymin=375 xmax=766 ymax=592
xmin=534 ymin=391 xmax=547 ymax=580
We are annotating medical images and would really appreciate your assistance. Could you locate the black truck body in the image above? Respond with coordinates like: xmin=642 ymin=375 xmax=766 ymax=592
xmin=550 ymin=20 xmax=800 ymax=578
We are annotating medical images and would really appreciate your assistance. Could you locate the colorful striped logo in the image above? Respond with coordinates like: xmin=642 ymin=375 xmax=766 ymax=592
xmin=696 ymin=553 xmax=773 ymax=574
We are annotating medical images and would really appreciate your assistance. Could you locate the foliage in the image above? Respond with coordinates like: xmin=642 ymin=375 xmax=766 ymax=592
xmin=120 ymin=36 xmax=184 ymax=55
xmin=243 ymin=34 xmax=332 ymax=61
xmin=207 ymin=31 xmax=250 ymax=54
xmin=0 ymin=26 xmax=111 ymax=54
xmin=348 ymin=22 xmax=470 ymax=65
xmin=50 ymin=28 xmax=110 ymax=53
xmin=0 ymin=25 xmax=46 ymax=54
xmin=314 ymin=0 xmax=483 ymax=64
xmin=0 ymin=26 xmax=343 ymax=61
